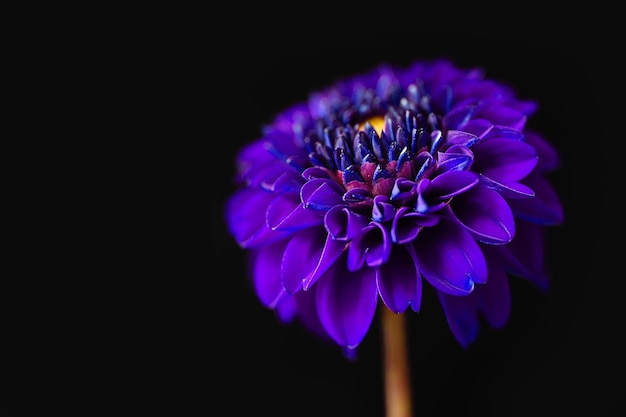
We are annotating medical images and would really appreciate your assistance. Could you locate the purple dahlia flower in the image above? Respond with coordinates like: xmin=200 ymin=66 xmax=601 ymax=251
xmin=225 ymin=58 xmax=563 ymax=354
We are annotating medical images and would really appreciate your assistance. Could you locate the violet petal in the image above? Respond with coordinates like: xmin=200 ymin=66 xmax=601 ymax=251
xmin=376 ymin=245 xmax=422 ymax=313
xmin=472 ymin=137 xmax=538 ymax=182
xmin=347 ymin=223 xmax=393 ymax=271
xmin=509 ymin=172 xmax=564 ymax=225
xmin=477 ymin=254 xmax=511 ymax=329
xmin=266 ymin=193 xmax=325 ymax=232
xmin=316 ymin=256 xmax=378 ymax=349
xmin=450 ymin=186 xmax=516 ymax=244
xmin=427 ymin=170 xmax=480 ymax=200
xmin=324 ymin=206 xmax=370 ymax=241
xmin=301 ymin=178 xmax=344 ymax=211
xmin=250 ymin=240 xmax=291 ymax=308
xmin=438 ymin=291 xmax=479 ymax=348
xmin=281 ymin=227 xmax=330 ymax=294
xmin=412 ymin=217 xmax=488 ymax=295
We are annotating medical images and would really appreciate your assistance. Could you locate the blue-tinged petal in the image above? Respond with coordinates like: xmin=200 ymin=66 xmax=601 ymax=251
xmin=461 ymin=118 xmax=493 ymax=139
xmin=376 ymin=245 xmax=422 ymax=313
xmin=391 ymin=206 xmax=439 ymax=244
xmin=442 ymin=104 xmax=476 ymax=130
xmin=266 ymin=193 xmax=325 ymax=232
xmin=443 ymin=130 xmax=478 ymax=149
xmin=412 ymin=217 xmax=488 ymax=295
xmin=479 ymin=174 xmax=535 ymax=199
xmin=450 ymin=186 xmax=516 ymax=244
xmin=235 ymin=140 xmax=278 ymax=182
xmin=303 ymin=234 xmax=346 ymax=291
xmin=372 ymin=195 xmax=396 ymax=222
xmin=226 ymin=188 xmax=292 ymax=249
xmin=524 ymin=130 xmax=561 ymax=172
xmin=475 ymin=103 xmax=527 ymax=131
xmin=302 ymin=166 xmax=332 ymax=180
xmin=282 ymin=227 xmax=331 ymax=294
xmin=508 ymin=172 xmax=564 ymax=225
xmin=347 ymin=223 xmax=393 ymax=271
xmin=437 ymin=145 xmax=474 ymax=173
xmin=269 ymin=171 xmax=306 ymax=193
xmin=472 ymin=137 xmax=538 ymax=182
xmin=438 ymin=290 xmax=479 ymax=349
xmin=316 ymin=255 xmax=378 ymax=349
xmin=324 ymin=205 xmax=370 ymax=241
xmin=249 ymin=240 xmax=291 ymax=308
xmin=300 ymin=178 xmax=344 ymax=211
xmin=477 ymin=253 xmax=511 ymax=328
xmin=487 ymin=220 xmax=550 ymax=292
xmin=426 ymin=170 xmax=479 ymax=200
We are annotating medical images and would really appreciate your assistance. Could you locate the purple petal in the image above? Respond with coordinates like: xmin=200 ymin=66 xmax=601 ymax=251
xmin=270 ymin=171 xmax=306 ymax=193
xmin=427 ymin=170 xmax=479 ymax=200
xmin=303 ymin=234 xmax=346 ymax=290
xmin=301 ymin=178 xmax=344 ymax=211
xmin=487 ymin=221 xmax=550 ymax=292
xmin=316 ymin=256 xmax=378 ymax=349
xmin=442 ymin=104 xmax=476 ymax=130
xmin=438 ymin=291 xmax=479 ymax=348
xmin=372 ymin=195 xmax=396 ymax=222
xmin=249 ymin=240 xmax=290 ymax=308
xmin=524 ymin=130 xmax=560 ymax=172
xmin=477 ymin=253 xmax=511 ymax=328
xmin=472 ymin=138 xmax=538 ymax=182
xmin=266 ymin=193 xmax=325 ymax=232
xmin=348 ymin=223 xmax=393 ymax=270
xmin=412 ymin=217 xmax=488 ymax=295
xmin=391 ymin=207 xmax=439 ymax=244
xmin=443 ymin=130 xmax=479 ymax=148
xmin=226 ymin=188 xmax=292 ymax=248
xmin=508 ymin=172 xmax=564 ymax=225
xmin=475 ymin=103 xmax=527 ymax=131
xmin=282 ymin=227 xmax=332 ymax=294
xmin=376 ymin=245 xmax=422 ymax=313
xmin=324 ymin=206 xmax=370 ymax=241
xmin=479 ymin=174 xmax=535 ymax=199
xmin=461 ymin=118 xmax=494 ymax=139
xmin=450 ymin=186 xmax=516 ymax=244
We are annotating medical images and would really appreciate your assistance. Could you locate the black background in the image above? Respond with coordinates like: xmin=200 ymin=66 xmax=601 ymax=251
xmin=0 ymin=20 xmax=622 ymax=417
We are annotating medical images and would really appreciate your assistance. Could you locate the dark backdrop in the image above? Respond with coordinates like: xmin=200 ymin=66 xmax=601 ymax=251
xmin=0 ymin=24 xmax=621 ymax=417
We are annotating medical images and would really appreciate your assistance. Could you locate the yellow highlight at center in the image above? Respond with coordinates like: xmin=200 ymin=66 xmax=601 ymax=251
xmin=359 ymin=115 xmax=385 ymax=136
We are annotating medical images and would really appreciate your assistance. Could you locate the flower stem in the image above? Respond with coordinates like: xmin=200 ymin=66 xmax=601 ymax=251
xmin=381 ymin=306 xmax=413 ymax=417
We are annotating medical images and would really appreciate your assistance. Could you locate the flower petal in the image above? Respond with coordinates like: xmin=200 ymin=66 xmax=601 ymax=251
xmin=450 ymin=186 xmax=516 ymax=244
xmin=508 ymin=172 xmax=564 ymax=225
xmin=412 ymin=217 xmax=488 ymax=294
xmin=376 ymin=245 xmax=422 ymax=313
xmin=300 ymin=178 xmax=344 ymax=211
xmin=226 ymin=188 xmax=291 ymax=249
xmin=324 ymin=206 xmax=370 ymax=241
xmin=348 ymin=223 xmax=393 ymax=271
xmin=472 ymin=138 xmax=538 ymax=182
xmin=316 ymin=256 xmax=378 ymax=349
xmin=249 ymin=240 xmax=290 ymax=308
xmin=477 ymin=253 xmax=511 ymax=328
xmin=282 ymin=227 xmax=331 ymax=294
xmin=426 ymin=170 xmax=479 ymax=200
xmin=438 ymin=291 xmax=479 ymax=348
xmin=266 ymin=193 xmax=325 ymax=232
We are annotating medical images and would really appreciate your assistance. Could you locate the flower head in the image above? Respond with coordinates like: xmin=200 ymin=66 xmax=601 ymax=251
xmin=225 ymin=58 xmax=563 ymax=355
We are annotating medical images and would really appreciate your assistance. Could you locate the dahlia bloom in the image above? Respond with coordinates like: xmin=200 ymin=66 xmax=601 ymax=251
xmin=225 ymin=58 xmax=563 ymax=355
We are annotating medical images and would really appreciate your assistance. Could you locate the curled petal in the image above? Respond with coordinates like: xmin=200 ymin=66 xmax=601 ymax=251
xmin=479 ymin=174 xmax=535 ymax=199
xmin=316 ymin=255 xmax=378 ymax=349
xmin=266 ymin=193 xmax=325 ymax=232
xmin=347 ymin=223 xmax=393 ymax=271
xmin=412 ymin=217 xmax=488 ymax=294
xmin=300 ymin=178 xmax=344 ymax=210
xmin=391 ymin=207 xmax=439 ymax=244
xmin=324 ymin=205 xmax=370 ymax=241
